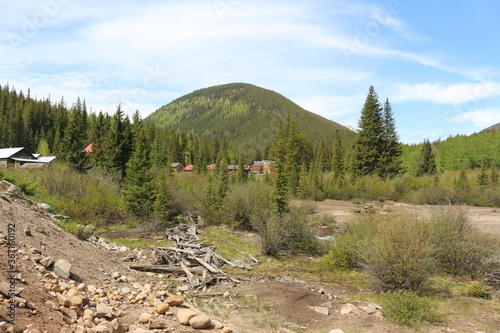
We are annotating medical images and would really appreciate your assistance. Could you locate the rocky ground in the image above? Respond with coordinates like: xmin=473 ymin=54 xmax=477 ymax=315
xmin=0 ymin=180 xmax=499 ymax=333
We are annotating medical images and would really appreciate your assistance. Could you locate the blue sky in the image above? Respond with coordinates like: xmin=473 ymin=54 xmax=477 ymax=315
xmin=1 ymin=0 xmax=500 ymax=144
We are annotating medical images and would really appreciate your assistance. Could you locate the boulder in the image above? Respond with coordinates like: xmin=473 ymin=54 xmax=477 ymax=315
xmin=165 ymin=295 xmax=185 ymax=306
xmin=222 ymin=327 xmax=234 ymax=333
xmin=54 ymin=259 xmax=72 ymax=279
xmin=24 ymin=226 xmax=32 ymax=236
xmin=189 ymin=315 xmax=211 ymax=329
xmin=177 ymin=308 xmax=197 ymax=325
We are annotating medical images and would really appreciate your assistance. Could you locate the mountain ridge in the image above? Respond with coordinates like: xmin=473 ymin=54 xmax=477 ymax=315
xmin=146 ymin=83 xmax=357 ymax=157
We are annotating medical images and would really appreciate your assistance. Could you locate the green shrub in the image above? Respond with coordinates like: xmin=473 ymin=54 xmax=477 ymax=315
xmin=251 ymin=206 xmax=318 ymax=256
xmin=429 ymin=209 xmax=497 ymax=277
xmin=363 ymin=213 xmax=434 ymax=292
xmin=57 ymin=220 xmax=93 ymax=240
xmin=321 ymin=216 xmax=377 ymax=270
xmin=321 ymin=235 xmax=359 ymax=270
xmin=463 ymin=280 xmax=492 ymax=300
xmin=381 ymin=290 xmax=442 ymax=328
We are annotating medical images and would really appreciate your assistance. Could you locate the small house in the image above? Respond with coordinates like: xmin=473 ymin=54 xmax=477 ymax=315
xmin=251 ymin=160 xmax=275 ymax=174
xmin=184 ymin=165 xmax=194 ymax=172
xmin=170 ymin=162 xmax=183 ymax=173
xmin=0 ymin=147 xmax=56 ymax=168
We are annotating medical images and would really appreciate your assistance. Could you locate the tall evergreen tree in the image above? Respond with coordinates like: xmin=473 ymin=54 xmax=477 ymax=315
xmin=58 ymin=99 xmax=88 ymax=171
xmin=331 ymin=129 xmax=345 ymax=183
xmin=416 ymin=139 xmax=438 ymax=176
xmin=378 ymin=98 xmax=402 ymax=178
xmin=102 ymin=105 xmax=132 ymax=178
xmin=490 ymin=165 xmax=499 ymax=186
xmin=123 ymin=127 xmax=154 ymax=217
xmin=353 ymin=86 xmax=384 ymax=177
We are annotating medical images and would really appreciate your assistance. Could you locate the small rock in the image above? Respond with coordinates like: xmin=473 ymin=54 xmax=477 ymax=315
xmin=83 ymin=309 xmax=94 ymax=321
xmin=94 ymin=322 xmax=113 ymax=333
xmin=118 ymin=246 xmax=128 ymax=252
xmin=45 ymin=300 xmax=57 ymax=309
xmin=136 ymin=292 xmax=148 ymax=301
xmin=111 ymin=318 xmax=126 ymax=333
xmin=222 ymin=326 xmax=233 ymax=333
xmin=156 ymin=303 xmax=170 ymax=314
xmin=189 ymin=315 xmax=211 ymax=329
xmin=359 ymin=305 xmax=376 ymax=314
xmin=23 ymin=324 xmax=41 ymax=333
xmin=165 ymin=295 xmax=185 ymax=306
xmin=369 ymin=302 xmax=383 ymax=310
xmin=111 ymin=272 xmax=122 ymax=279
xmin=213 ymin=320 xmax=223 ymax=329
xmin=0 ymin=321 xmax=7 ymax=333
xmin=54 ymin=259 xmax=72 ymax=279
xmin=177 ymin=308 xmax=197 ymax=325
xmin=38 ymin=202 xmax=52 ymax=212
xmin=146 ymin=295 xmax=161 ymax=306
xmin=138 ymin=313 xmax=153 ymax=324
xmin=148 ymin=317 xmax=169 ymax=329
xmin=340 ymin=303 xmax=362 ymax=315
xmin=117 ymin=276 xmax=128 ymax=283
xmin=329 ymin=330 xmax=345 ymax=333
xmin=121 ymin=287 xmax=131 ymax=295
xmin=39 ymin=257 xmax=55 ymax=268
xmin=24 ymin=227 xmax=32 ymax=236
xmin=95 ymin=302 xmax=113 ymax=319
xmin=312 ymin=306 xmax=329 ymax=315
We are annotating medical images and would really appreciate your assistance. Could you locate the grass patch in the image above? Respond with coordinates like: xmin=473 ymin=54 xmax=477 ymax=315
xmin=381 ymin=290 xmax=444 ymax=328
xmin=201 ymin=226 xmax=261 ymax=259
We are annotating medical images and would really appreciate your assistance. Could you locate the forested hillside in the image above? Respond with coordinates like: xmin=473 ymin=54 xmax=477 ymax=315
xmin=146 ymin=83 xmax=357 ymax=158
xmin=401 ymin=130 xmax=500 ymax=175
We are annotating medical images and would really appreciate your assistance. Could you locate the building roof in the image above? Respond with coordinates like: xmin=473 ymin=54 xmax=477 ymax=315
xmin=184 ymin=165 xmax=194 ymax=171
xmin=170 ymin=162 xmax=182 ymax=167
xmin=0 ymin=147 xmax=29 ymax=159
xmin=38 ymin=156 xmax=57 ymax=163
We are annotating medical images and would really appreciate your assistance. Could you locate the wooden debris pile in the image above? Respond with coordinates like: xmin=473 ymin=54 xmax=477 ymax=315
xmin=130 ymin=224 xmax=258 ymax=289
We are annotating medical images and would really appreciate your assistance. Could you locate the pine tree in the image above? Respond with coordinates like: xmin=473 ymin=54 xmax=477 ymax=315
xmin=490 ymin=165 xmax=499 ymax=186
xmin=103 ymin=105 xmax=132 ymax=178
xmin=58 ymin=99 xmax=88 ymax=171
xmin=353 ymin=86 xmax=384 ymax=177
xmin=153 ymin=170 xmax=174 ymax=221
xmin=296 ymin=163 xmax=309 ymax=199
xmin=236 ymin=157 xmax=247 ymax=183
xmin=123 ymin=127 xmax=154 ymax=217
xmin=331 ymin=129 xmax=345 ymax=183
xmin=378 ymin=98 xmax=402 ymax=178
xmin=416 ymin=139 xmax=438 ymax=176
xmin=477 ymin=167 xmax=489 ymax=189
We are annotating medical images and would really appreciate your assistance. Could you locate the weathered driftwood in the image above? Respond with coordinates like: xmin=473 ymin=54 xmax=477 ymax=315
xmin=130 ymin=223 xmax=254 ymax=290
xmin=129 ymin=265 xmax=205 ymax=274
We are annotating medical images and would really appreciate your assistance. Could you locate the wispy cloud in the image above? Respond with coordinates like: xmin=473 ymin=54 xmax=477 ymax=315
xmin=451 ymin=109 xmax=500 ymax=128
xmin=393 ymin=82 xmax=500 ymax=105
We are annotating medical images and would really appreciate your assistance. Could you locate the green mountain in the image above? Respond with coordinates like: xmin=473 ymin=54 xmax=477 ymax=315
xmin=146 ymin=83 xmax=356 ymax=157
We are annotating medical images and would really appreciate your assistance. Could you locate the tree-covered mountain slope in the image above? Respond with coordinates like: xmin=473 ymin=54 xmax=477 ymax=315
xmin=402 ymin=129 xmax=500 ymax=174
xmin=146 ymin=83 xmax=356 ymax=156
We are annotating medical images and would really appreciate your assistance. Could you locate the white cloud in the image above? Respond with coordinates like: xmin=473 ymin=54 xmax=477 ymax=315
xmin=393 ymin=82 xmax=500 ymax=105
xmin=294 ymin=94 xmax=364 ymax=125
xmin=451 ymin=109 xmax=500 ymax=128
